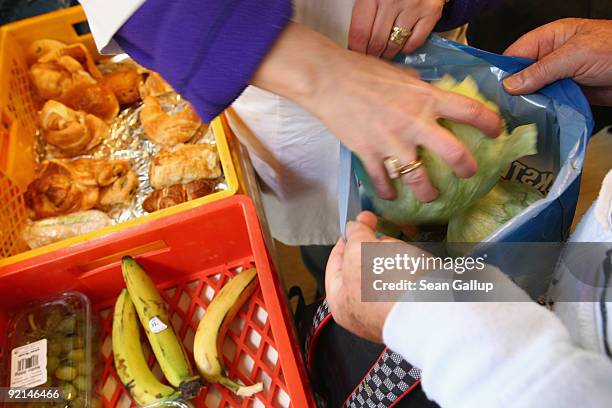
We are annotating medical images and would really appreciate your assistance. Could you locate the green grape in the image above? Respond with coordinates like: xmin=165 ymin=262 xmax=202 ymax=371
xmin=56 ymin=316 xmax=76 ymax=335
xmin=76 ymin=361 xmax=91 ymax=375
xmin=47 ymin=356 xmax=61 ymax=373
xmin=73 ymin=376 xmax=88 ymax=392
xmin=45 ymin=309 xmax=64 ymax=331
xmin=69 ymin=396 xmax=86 ymax=408
xmin=61 ymin=337 xmax=75 ymax=354
xmin=55 ymin=366 xmax=78 ymax=381
xmin=65 ymin=349 xmax=85 ymax=362
xmin=61 ymin=383 xmax=78 ymax=401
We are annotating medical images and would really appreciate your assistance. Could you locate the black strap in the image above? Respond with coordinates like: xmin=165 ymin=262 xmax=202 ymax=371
xmin=305 ymin=299 xmax=422 ymax=407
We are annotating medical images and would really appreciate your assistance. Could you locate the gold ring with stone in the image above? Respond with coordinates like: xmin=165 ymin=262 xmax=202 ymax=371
xmin=384 ymin=156 xmax=423 ymax=179
xmin=389 ymin=26 xmax=412 ymax=46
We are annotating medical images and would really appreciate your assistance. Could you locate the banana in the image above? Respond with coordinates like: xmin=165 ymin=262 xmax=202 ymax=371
xmin=194 ymin=267 xmax=263 ymax=397
xmin=112 ymin=289 xmax=179 ymax=406
xmin=121 ymin=256 xmax=202 ymax=397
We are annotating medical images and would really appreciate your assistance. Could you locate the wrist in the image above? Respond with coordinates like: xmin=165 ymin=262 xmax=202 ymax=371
xmin=250 ymin=22 xmax=344 ymax=112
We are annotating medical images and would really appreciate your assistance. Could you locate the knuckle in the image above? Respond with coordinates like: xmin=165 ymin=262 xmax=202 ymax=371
xmin=382 ymin=110 xmax=413 ymax=135
xmin=424 ymin=0 xmax=440 ymax=13
xmin=464 ymin=99 xmax=484 ymax=120
xmin=444 ymin=145 xmax=469 ymax=166
xmin=532 ymin=62 xmax=553 ymax=79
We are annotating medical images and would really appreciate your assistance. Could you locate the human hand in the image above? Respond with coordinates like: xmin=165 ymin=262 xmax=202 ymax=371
xmin=325 ymin=211 xmax=398 ymax=342
xmin=252 ymin=23 xmax=501 ymax=201
xmin=349 ymin=0 xmax=446 ymax=59
xmin=503 ymin=18 xmax=612 ymax=106
xmin=308 ymin=47 xmax=501 ymax=201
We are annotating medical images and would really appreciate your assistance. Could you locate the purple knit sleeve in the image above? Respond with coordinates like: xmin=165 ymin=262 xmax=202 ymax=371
xmin=115 ymin=0 xmax=292 ymax=122
xmin=434 ymin=0 xmax=502 ymax=32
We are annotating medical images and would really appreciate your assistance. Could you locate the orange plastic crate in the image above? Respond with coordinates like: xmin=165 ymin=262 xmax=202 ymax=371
xmin=0 ymin=6 xmax=242 ymax=266
xmin=0 ymin=196 xmax=314 ymax=407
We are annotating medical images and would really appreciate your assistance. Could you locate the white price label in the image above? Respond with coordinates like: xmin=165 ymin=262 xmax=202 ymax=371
xmin=10 ymin=339 xmax=47 ymax=389
xmin=148 ymin=316 xmax=168 ymax=334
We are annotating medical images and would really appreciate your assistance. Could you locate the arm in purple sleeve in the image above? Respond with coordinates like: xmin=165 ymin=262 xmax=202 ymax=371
xmin=435 ymin=0 xmax=502 ymax=32
xmin=114 ymin=0 xmax=292 ymax=122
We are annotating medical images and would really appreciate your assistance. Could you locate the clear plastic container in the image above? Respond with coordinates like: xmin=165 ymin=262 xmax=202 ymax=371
xmin=1 ymin=291 xmax=95 ymax=408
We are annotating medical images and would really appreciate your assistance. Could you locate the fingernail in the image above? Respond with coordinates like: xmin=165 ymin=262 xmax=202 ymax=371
xmin=503 ymin=75 xmax=523 ymax=91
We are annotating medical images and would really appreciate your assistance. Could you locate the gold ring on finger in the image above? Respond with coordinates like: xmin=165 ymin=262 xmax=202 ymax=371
xmin=389 ymin=26 xmax=412 ymax=46
xmin=384 ymin=156 xmax=423 ymax=179
xmin=398 ymin=158 xmax=423 ymax=176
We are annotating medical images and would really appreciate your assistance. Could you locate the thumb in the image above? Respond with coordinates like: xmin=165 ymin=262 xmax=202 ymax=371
xmin=345 ymin=219 xmax=377 ymax=244
xmin=325 ymin=237 xmax=346 ymax=297
xmin=356 ymin=211 xmax=378 ymax=231
xmin=503 ymin=47 xmax=577 ymax=95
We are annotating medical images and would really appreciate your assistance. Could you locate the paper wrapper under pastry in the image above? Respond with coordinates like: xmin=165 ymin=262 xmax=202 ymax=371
xmin=142 ymin=179 xmax=219 ymax=212
xmin=22 ymin=210 xmax=112 ymax=249
xmin=149 ymin=143 xmax=221 ymax=189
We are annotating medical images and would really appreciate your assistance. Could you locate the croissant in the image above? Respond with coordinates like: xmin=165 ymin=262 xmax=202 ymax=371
xmin=30 ymin=59 xmax=97 ymax=100
xmin=68 ymin=158 xmax=134 ymax=188
xmin=40 ymin=100 xmax=107 ymax=156
xmin=142 ymin=179 xmax=218 ymax=212
xmin=60 ymin=82 xmax=119 ymax=123
xmin=139 ymin=72 xmax=174 ymax=98
xmin=98 ymin=170 xmax=139 ymax=209
xmin=24 ymin=158 xmax=137 ymax=219
xmin=149 ymin=143 xmax=221 ymax=189
xmin=140 ymin=96 xmax=203 ymax=146
xmin=71 ymin=158 xmax=137 ymax=208
xmin=102 ymin=69 xmax=142 ymax=105
xmin=31 ymin=40 xmax=102 ymax=79
xmin=27 ymin=39 xmax=66 ymax=64
xmin=24 ymin=160 xmax=99 ymax=220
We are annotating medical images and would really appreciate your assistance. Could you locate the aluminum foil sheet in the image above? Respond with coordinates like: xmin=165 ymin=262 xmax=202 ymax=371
xmin=35 ymin=81 xmax=226 ymax=225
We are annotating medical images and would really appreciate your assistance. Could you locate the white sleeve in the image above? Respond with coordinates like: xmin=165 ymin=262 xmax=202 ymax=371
xmin=382 ymin=267 xmax=612 ymax=408
xmin=78 ymin=0 xmax=146 ymax=54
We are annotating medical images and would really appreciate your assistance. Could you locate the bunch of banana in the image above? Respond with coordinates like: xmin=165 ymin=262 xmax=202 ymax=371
xmin=194 ymin=267 xmax=263 ymax=397
xmin=112 ymin=256 xmax=202 ymax=406
xmin=113 ymin=289 xmax=179 ymax=405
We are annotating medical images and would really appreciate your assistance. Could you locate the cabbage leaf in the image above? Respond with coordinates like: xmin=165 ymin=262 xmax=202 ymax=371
xmin=447 ymin=180 xmax=543 ymax=243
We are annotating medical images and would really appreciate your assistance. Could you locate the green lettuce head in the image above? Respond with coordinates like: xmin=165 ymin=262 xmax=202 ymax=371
xmin=354 ymin=75 xmax=538 ymax=225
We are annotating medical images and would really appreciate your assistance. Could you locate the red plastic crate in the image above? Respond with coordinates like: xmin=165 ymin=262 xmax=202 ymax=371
xmin=0 ymin=196 xmax=314 ymax=407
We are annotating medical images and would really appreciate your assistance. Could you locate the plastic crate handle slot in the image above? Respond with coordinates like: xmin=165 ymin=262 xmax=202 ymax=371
xmin=77 ymin=240 xmax=169 ymax=274
xmin=72 ymin=20 xmax=91 ymax=37
xmin=0 ymin=110 xmax=12 ymax=171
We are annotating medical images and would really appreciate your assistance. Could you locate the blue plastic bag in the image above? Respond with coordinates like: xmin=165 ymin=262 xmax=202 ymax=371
xmin=339 ymin=35 xmax=594 ymax=243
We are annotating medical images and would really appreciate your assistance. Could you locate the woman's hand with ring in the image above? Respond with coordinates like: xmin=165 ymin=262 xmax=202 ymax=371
xmin=349 ymin=0 xmax=447 ymax=59
xmin=252 ymin=23 xmax=501 ymax=202
xmin=305 ymin=45 xmax=501 ymax=202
